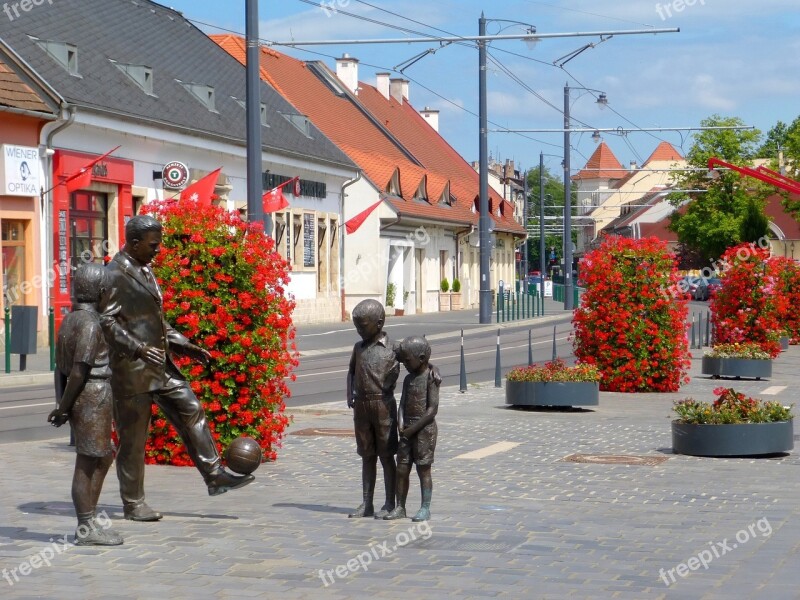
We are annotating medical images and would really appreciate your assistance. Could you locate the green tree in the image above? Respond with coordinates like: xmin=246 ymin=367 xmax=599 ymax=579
xmin=756 ymin=120 xmax=788 ymax=160
xmin=740 ymin=197 xmax=770 ymax=243
xmin=668 ymin=115 xmax=768 ymax=264
xmin=524 ymin=165 xmax=574 ymax=274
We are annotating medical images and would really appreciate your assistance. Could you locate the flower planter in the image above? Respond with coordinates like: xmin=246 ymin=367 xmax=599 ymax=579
xmin=450 ymin=292 xmax=462 ymax=310
xmin=438 ymin=293 xmax=450 ymax=312
xmin=701 ymin=356 xmax=772 ymax=379
xmin=672 ymin=420 xmax=793 ymax=457
xmin=780 ymin=336 xmax=790 ymax=351
xmin=505 ymin=380 xmax=599 ymax=407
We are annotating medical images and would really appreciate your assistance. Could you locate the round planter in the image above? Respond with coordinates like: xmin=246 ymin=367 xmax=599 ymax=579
xmin=701 ymin=356 xmax=772 ymax=379
xmin=505 ymin=380 xmax=599 ymax=407
xmin=780 ymin=336 xmax=790 ymax=351
xmin=672 ymin=420 xmax=793 ymax=457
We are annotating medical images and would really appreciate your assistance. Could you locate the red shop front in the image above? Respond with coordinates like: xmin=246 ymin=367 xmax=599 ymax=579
xmin=52 ymin=149 xmax=134 ymax=329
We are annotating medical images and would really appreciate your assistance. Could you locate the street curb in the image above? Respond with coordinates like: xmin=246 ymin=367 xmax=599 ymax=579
xmin=0 ymin=372 xmax=53 ymax=388
xmin=298 ymin=312 xmax=574 ymax=357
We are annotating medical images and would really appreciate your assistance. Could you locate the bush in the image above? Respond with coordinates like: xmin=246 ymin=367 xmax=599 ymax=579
xmin=573 ymin=236 xmax=690 ymax=392
xmin=142 ymin=198 xmax=296 ymax=465
xmin=506 ymin=359 xmax=599 ymax=383
xmin=674 ymin=387 xmax=792 ymax=424
xmin=440 ymin=278 xmax=450 ymax=293
xmin=451 ymin=278 xmax=461 ymax=293
xmin=711 ymin=243 xmax=781 ymax=357
xmin=385 ymin=282 xmax=396 ymax=307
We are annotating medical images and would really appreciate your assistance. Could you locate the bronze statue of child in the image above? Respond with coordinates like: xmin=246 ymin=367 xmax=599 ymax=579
xmin=48 ymin=263 xmax=123 ymax=546
xmin=384 ymin=336 xmax=439 ymax=522
xmin=347 ymin=299 xmax=400 ymax=519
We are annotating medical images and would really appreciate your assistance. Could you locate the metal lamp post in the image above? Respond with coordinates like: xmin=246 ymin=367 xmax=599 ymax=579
xmin=563 ymin=84 xmax=607 ymax=310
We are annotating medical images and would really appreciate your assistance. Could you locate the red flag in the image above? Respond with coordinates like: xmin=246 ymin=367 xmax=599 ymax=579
xmin=262 ymin=186 xmax=290 ymax=213
xmin=64 ymin=145 xmax=121 ymax=193
xmin=345 ymin=199 xmax=382 ymax=234
xmin=180 ymin=168 xmax=221 ymax=206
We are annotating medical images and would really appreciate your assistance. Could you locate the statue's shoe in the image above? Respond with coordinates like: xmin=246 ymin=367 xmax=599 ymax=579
xmin=207 ymin=468 xmax=255 ymax=496
xmin=123 ymin=502 xmax=162 ymax=522
xmin=383 ymin=506 xmax=407 ymax=520
xmin=348 ymin=502 xmax=375 ymax=518
xmin=75 ymin=526 xmax=124 ymax=546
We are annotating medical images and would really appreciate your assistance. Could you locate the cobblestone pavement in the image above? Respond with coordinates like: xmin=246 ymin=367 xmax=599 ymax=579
xmin=1 ymin=349 xmax=799 ymax=599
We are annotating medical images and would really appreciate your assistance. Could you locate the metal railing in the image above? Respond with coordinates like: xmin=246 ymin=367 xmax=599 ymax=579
xmin=495 ymin=285 xmax=545 ymax=322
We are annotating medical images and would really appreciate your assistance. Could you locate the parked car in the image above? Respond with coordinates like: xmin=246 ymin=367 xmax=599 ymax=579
xmin=678 ymin=275 xmax=702 ymax=299
xmin=693 ymin=277 xmax=721 ymax=301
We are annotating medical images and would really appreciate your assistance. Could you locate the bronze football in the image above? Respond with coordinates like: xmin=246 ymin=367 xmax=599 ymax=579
xmin=224 ymin=436 xmax=263 ymax=475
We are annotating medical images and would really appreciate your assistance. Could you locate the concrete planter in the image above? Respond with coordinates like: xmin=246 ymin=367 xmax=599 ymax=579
xmin=505 ymin=380 xmax=599 ymax=407
xmin=672 ymin=420 xmax=793 ymax=457
xmin=701 ymin=356 xmax=772 ymax=380
xmin=780 ymin=336 xmax=790 ymax=351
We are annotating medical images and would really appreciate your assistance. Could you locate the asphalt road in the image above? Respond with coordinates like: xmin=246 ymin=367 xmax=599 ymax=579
xmin=1 ymin=301 xmax=712 ymax=441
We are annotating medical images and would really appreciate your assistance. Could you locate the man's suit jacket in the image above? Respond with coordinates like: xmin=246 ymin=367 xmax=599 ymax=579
xmin=100 ymin=252 xmax=190 ymax=397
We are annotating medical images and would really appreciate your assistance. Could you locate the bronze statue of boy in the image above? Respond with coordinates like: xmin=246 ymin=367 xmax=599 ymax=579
xmin=384 ymin=336 xmax=439 ymax=522
xmin=49 ymin=263 xmax=123 ymax=545
xmin=347 ymin=299 xmax=399 ymax=519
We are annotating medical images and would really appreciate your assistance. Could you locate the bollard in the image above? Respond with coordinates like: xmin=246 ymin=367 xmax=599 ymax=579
xmin=496 ymin=291 xmax=500 ymax=323
xmin=698 ymin=312 xmax=704 ymax=348
xmin=459 ymin=329 xmax=467 ymax=393
xmin=528 ymin=329 xmax=533 ymax=366
xmin=552 ymin=325 xmax=557 ymax=360
xmin=4 ymin=305 xmax=9 ymax=374
xmin=49 ymin=306 xmax=56 ymax=371
xmin=705 ymin=313 xmax=711 ymax=347
xmin=494 ymin=329 xmax=502 ymax=388
xmin=691 ymin=313 xmax=697 ymax=349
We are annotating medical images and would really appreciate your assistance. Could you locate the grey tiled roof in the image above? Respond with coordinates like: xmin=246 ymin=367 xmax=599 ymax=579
xmin=0 ymin=0 xmax=354 ymax=169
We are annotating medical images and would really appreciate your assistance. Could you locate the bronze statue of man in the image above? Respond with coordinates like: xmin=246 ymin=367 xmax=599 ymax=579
xmin=49 ymin=263 xmax=123 ymax=545
xmin=100 ymin=215 xmax=253 ymax=522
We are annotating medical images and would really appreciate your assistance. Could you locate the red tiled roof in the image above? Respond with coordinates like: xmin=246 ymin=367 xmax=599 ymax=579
xmin=572 ymin=142 xmax=625 ymax=181
xmin=0 ymin=56 xmax=51 ymax=113
xmin=639 ymin=219 xmax=678 ymax=242
xmin=644 ymin=142 xmax=683 ymax=165
xmin=354 ymin=83 xmax=523 ymax=234
xmin=214 ymin=35 xmax=475 ymax=226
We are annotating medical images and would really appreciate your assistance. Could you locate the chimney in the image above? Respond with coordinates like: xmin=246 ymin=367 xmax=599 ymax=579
xmin=419 ymin=106 xmax=439 ymax=132
xmin=376 ymin=72 xmax=390 ymax=100
xmin=629 ymin=160 xmax=638 ymax=171
xmin=335 ymin=53 xmax=359 ymax=94
xmin=504 ymin=159 xmax=515 ymax=179
xmin=389 ymin=77 xmax=409 ymax=103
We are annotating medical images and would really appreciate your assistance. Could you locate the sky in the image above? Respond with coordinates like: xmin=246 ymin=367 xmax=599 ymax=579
xmin=164 ymin=0 xmax=800 ymax=177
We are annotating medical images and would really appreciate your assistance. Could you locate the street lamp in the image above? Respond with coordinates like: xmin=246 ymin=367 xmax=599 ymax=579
xmin=563 ymin=83 xmax=608 ymax=310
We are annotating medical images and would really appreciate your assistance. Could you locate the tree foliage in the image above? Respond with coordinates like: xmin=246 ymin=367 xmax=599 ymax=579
xmin=668 ymin=115 xmax=770 ymax=263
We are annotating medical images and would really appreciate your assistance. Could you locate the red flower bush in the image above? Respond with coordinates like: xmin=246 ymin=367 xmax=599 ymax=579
xmin=710 ymin=244 xmax=782 ymax=357
xmin=573 ymin=236 xmax=690 ymax=392
xmin=142 ymin=198 xmax=297 ymax=465
xmin=765 ymin=255 xmax=800 ymax=344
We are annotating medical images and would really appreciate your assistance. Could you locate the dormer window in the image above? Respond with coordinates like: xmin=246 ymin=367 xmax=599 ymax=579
xmin=111 ymin=61 xmax=155 ymax=96
xmin=31 ymin=37 xmax=79 ymax=77
xmin=413 ymin=176 xmax=428 ymax=202
xmin=280 ymin=112 xmax=312 ymax=138
xmin=232 ymin=97 xmax=269 ymax=127
xmin=177 ymin=80 xmax=217 ymax=112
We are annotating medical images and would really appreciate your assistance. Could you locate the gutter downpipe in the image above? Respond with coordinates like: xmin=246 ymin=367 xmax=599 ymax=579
xmin=41 ymin=104 xmax=74 ymax=320
xmin=339 ymin=170 xmax=362 ymax=321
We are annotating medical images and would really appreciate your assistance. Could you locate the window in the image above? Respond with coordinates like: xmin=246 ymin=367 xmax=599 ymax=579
xmin=31 ymin=37 xmax=79 ymax=77
xmin=111 ymin=61 xmax=155 ymax=96
xmin=70 ymin=192 xmax=108 ymax=273
xmin=177 ymin=80 xmax=217 ymax=112
xmin=280 ymin=112 xmax=312 ymax=138
xmin=2 ymin=220 xmax=27 ymax=306
xmin=413 ymin=176 xmax=428 ymax=203
xmin=231 ymin=97 xmax=269 ymax=126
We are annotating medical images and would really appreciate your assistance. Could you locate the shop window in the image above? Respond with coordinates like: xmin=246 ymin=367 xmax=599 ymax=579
xmin=1 ymin=220 xmax=27 ymax=306
xmin=70 ymin=192 xmax=108 ymax=274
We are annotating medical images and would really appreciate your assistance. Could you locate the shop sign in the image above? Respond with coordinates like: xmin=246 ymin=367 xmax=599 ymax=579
xmin=1 ymin=144 xmax=40 ymax=196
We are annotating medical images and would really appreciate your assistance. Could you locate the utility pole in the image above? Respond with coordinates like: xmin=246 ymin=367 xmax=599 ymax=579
xmin=522 ymin=166 xmax=529 ymax=284
xmin=245 ymin=0 xmax=267 ymax=232
xmin=563 ymin=83 xmax=574 ymax=310
xmin=478 ymin=13 xmax=492 ymax=323
xmin=539 ymin=151 xmax=545 ymax=303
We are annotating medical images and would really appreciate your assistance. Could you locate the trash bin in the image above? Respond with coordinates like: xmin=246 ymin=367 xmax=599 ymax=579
xmin=10 ymin=305 xmax=37 ymax=371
